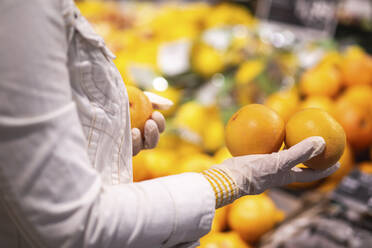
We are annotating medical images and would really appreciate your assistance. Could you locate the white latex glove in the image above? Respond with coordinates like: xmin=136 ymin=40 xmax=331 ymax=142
xmin=131 ymin=92 xmax=172 ymax=156
xmin=203 ymin=136 xmax=340 ymax=208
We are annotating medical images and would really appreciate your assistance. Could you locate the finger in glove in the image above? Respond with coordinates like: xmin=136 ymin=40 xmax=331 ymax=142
xmin=132 ymin=128 xmax=143 ymax=156
xmin=151 ymin=111 xmax=165 ymax=133
xmin=290 ymin=162 xmax=340 ymax=183
xmin=144 ymin=119 xmax=159 ymax=149
xmin=278 ymin=136 xmax=326 ymax=171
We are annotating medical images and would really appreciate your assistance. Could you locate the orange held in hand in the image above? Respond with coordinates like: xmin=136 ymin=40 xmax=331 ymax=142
xmin=225 ymin=104 xmax=285 ymax=156
xmin=285 ymin=108 xmax=346 ymax=170
xmin=126 ymin=86 xmax=153 ymax=132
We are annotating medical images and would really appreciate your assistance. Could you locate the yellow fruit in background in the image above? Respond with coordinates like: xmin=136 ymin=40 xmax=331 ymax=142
xmin=114 ymin=55 xmax=136 ymax=86
xmin=126 ymin=86 xmax=153 ymax=132
xmin=202 ymin=118 xmax=225 ymax=152
xmin=235 ymin=83 xmax=258 ymax=106
xmin=145 ymin=149 xmax=177 ymax=178
xmin=151 ymin=87 xmax=182 ymax=117
xmin=285 ymin=109 xmax=346 ymax=170
xmin=319 ymin=50 xmax=343 ymax=67
xmin=335 ymin=99 xmax=372 ymax=151
xmin=338 ymin=85 xmax=372 ymax=112
xmin=156 ymin=133 xmax=180 ymax=150
xmin=173 ymin=101 xmax=207 ymax=136
xmin=132 ymin=150 xmax=151 ymax=182
xmin=211 ymin=206 xmax=229 ymax=232
xmin=177 ymin=153 xmax=215 ymax=173
xmin=192 ymin=43 xmax=224 ymax=78
xmin=214 ymin=147 xmax=232 ymax=164
xmin=358 ymin=162 xmax=372 ymax=174
xmin=300 ymin=64 xmax=341 ymax=97
xmin=228 ymin=194 xmax=283 ymax=243
xmin=341 ymin=46 xmax=372 ymax=86
xmin=225 ymin=104 xmax=285 ymax=156
xmin=76 ymin=0 xmax=113 ymax=20
xmin=264 ymin=90 xmax=299 ymax=123
xmin=328 ymin=143 xmax=354 ymax=181
xmin=177 ymin=140 xmax=203 ymax=158
xmin=205 ymin=2 xmax=256 ymax=28
xmin=235 ymin=60 xmax=264 ymax=85
xmin=199 ymin=231 xmax=251 ymax=248
xmin=300 ymin=96 xmax=336 ymax=116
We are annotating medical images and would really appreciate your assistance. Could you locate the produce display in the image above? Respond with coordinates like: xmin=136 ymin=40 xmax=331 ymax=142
xmin=77 ymin=1 xmax=372 ymax=247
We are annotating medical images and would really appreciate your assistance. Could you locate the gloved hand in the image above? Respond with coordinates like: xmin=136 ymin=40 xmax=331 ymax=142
xmin=131 ymin=92 xmax=172 ymax=156
xmin=132 ymin=111 xmax=165 ymax=156
xmin=202 ymin=136 xmax=340 ymax=208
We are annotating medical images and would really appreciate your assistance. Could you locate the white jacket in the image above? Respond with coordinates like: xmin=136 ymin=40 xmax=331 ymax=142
xmin=0 ymin=0 xmax=215 ymax=247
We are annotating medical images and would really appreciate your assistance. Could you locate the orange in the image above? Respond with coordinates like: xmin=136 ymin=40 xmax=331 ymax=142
xmin=225 ymin=104 xmax=285 ymax=156
xmin=211 ymin=206 xmax=228 ymax=232
xmin=318 ymin=50 xmax=343 ymax=67
xmin=300 ymin=64 xmax=342 ymax=97
xmin=358 ymin=162 xmax=372 ymax=174
xmin=335 ymin=99 xmax=372 ymax=151
xmin=145 ymin=149 xmax=177 ymax=178
xmin=327 ymin=143 xmax=354 ymax=181
xmin=285 ymin=109 xmax=346 ymax=170
xmin=338 ymin=85 xmax=372 ymax=112
xmin=228 ymin=194 xmax=284 ymax=243
xmin=300 ymin=96 xmax=336 ymax=117
xmin=264 ymin=90 xmax=299 ymax=123
xmin=132 ymin=150 xmax=151 ymax=182
xmin=199 ymin=231 xmax=251 ymax=248
xmin=126 ymin=86 xmax=153 ymax=132
xmin=340 ymin=47 xmax=372 ymax=86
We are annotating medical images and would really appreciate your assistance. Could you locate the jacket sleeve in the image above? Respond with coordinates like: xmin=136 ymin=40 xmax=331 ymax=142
xmin=0 ymin=1 xmax=215 ymax=248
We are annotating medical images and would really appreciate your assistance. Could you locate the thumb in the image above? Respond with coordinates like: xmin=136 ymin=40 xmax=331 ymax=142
xmin=144 ymin=91 xmax=173 ymax=110
xmin=290 ymin=162 xmax=340 ymax=183
xmin=278 ymin=136 xmax=326 ymax=171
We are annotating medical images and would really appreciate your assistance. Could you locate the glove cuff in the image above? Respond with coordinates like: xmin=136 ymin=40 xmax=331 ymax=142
xmin=202 ymin=168 xmax=239 ymax=208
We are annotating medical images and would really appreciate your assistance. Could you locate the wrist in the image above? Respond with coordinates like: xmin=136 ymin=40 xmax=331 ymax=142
xmin=202 ymin=168 xmax=239 ymax=208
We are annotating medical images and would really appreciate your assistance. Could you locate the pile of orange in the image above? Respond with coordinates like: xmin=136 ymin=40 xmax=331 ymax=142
xmin=128 ymin=47 xmax=372 ymax=248
xmin=226 ymin=46 xmax=372 ymax=190
xmin=264 ymin=46 xmax=372 ymax=188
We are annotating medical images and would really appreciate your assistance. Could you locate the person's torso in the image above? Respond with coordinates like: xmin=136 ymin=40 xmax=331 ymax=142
xmin=64 ymin=0 xmax=133 ymax=185
xmin=0 ymin=1 xmax=133 ymax=247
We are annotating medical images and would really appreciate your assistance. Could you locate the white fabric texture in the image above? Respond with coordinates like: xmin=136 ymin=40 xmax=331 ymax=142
xmin=0 ymin=0 xmax=215 ymax=247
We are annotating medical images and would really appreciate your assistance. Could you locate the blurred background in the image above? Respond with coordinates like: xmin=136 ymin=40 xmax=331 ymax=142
xmin=76 ymin=0 xmax=372 ymax=247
